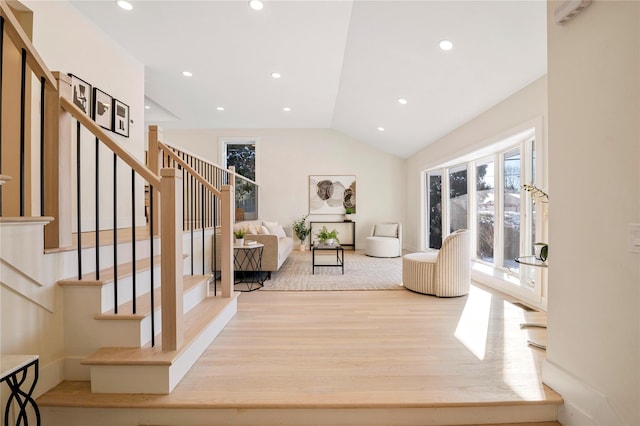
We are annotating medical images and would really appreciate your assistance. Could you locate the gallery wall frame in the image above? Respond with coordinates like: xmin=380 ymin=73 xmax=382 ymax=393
xmin=69 ymin=74 xmax=92 ymax=117
xmin=113 ymin=99 xmax=130 ymax=137
xmin=93 ymin=88 xmax=113 ymax=131
xmin=309 ymin=175 xmax=356 ymax=215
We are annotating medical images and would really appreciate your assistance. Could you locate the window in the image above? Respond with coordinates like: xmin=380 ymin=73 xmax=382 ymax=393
xmin=427 ymin=171 xmax=442 ymax=249
xmin=502 ymin=147 xmax=521 ymax=271
xmin=423 ymin=123 xmax=544 ymax=305
xmin=476 ymin=159 xmax=494 ymax=263
xmin=449 ymin=165 xmax=468 ymax=233
xmin=222 ymin=140 xmax=258 ymax=220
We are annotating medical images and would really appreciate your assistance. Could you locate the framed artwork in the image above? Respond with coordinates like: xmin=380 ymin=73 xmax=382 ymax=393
xmin=93 ymin=88 xmax=113 ymax=130
xmin=113 ymin=99 xmax=130 ymax=137
xmin=309 ymin=175 xmax=356 ymax=215
xmin=69 ymin=74 xmax=92 ymax=116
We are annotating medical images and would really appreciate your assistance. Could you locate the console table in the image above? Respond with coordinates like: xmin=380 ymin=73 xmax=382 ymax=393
xmin=310 ymin=221 xmax=355 ymax=250
xmin=1 ymin=355 xmax=40 ymax=425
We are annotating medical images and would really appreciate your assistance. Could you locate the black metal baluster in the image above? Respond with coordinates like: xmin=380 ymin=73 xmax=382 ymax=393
xmin=95 ymin=138 xmax=100 ymax=279
xmin=131 ymin=169 xmax=136 ymax=314
xmin=0 ymin=16 xmax=4 ymax=215
xmin=149 ymin=186 xmax=155 ymax=347
xmin=201 ymin=183 xmax=205 ymax=275
xmin=40 ymin=77 xmax=45 ymax=216
xmin=190 ymin=156 xmax=194 ymax=275
xmin=19 ymin=48 xmax=26 ymax=216
xmin=76 ymin=122 xmax=82 ymax=279
xmin=113 ymin=154 xmax=118 ymax=313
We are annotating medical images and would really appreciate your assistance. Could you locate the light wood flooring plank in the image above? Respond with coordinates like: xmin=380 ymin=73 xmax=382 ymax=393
xmin=40 ymin=284 xmax=560 ymax=411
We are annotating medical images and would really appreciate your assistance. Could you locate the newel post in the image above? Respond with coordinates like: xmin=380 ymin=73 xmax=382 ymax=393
xmin=220 ymin=184 xmax=234 ymax=298
xmin=160 ymin=168 xmax=184 ymax=351
xmin=43 ymin=72 xmax=72 ymax=249
xmin=148 ymin=125 xmax=161 ymax=236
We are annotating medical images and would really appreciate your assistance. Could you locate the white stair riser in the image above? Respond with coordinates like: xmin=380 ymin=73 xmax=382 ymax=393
xmin=99 ymin=267 xmax=160 ymax=312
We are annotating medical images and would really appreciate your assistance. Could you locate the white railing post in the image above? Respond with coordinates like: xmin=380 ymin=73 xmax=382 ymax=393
xmin=160 ymin=168 xmax=184 ymax=351
xmin=220 ymin=184 xmax=234 ymax=298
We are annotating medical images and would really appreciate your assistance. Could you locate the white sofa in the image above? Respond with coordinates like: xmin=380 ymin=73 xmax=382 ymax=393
xmin=213 ymin=219 xmax=294 ymax=277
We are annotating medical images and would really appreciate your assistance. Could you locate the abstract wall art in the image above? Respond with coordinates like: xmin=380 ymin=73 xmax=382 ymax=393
xmin=309 ymin=175 xmax=356 ymax=214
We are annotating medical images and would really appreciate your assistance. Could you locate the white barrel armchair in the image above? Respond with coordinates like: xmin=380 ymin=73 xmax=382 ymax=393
xmin=402 ymin=229 xmax=471 ymax=297
xmin=365 ymin=223 xmax=402 ymax=257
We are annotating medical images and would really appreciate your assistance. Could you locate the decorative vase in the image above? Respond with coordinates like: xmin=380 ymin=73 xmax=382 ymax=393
xmin=299 ymin=243 xmax=306 ymax=252
xmin=324 ymin=238 xmax=335 ymax=246
xmin=235 ymin=238 xmax=244 ymax=246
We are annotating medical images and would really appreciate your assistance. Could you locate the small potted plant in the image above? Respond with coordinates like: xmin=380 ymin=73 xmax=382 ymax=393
xmin=292 ymin=215 xmax=311 ymax=251
xmin=344 ymin=207 xmax=355 ymax=222
xmin=317 ymin=226 xmax=339 ymax=246
xmin=233 ymin=229 xmax=245 ymax=246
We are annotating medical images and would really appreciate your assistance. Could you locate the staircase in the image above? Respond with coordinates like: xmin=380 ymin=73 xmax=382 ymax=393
xmin=0 ymin=0 xmax=241 ymax=402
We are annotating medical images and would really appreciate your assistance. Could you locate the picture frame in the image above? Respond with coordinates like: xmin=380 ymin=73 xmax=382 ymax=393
xmin=69 ymin=74 xmax=92 ymax=117
xmin=309 ymin=175 xmax=356 ymax=215
xmin=93 ymin=88 xmax=113 ymax=131
xmin=113 ymin=99 xmax=130 ymax=137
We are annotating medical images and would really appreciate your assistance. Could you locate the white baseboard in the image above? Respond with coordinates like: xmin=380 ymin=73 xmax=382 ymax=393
xmin=542 ymin=359 xmax=622 ymax=426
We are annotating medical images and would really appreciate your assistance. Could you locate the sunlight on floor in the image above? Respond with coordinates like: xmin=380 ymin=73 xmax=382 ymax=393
xmin=501 ymin=300 xmax=545 ymax=400
xmin=454 ymin=286 xmax=492 ymax=360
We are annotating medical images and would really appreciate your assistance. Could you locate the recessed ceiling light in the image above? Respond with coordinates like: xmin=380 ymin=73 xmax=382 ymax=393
xmin=398 ymin=98 xmax=408 ymax=105
xmin=144 ymin=105 xmax=150 ymax=109
xmin=283 ymin=107 xmax=291 ymax=112
xmin=439 ymin=40 xmax=453 ymax=51
xmin=377 ymin=127 xmax=385 ymax=132
xmin=216 ymin=106 xmax=225 ymax=111
xmin=182 ymin=71 xmax=193 ymax=77
xmin=271 ymin=72 xmax=281 ymax=79
xmin=116 ymin=0 xmax=133 ymax=11
xmin=249 ymin=0 xmax=264 ymax=11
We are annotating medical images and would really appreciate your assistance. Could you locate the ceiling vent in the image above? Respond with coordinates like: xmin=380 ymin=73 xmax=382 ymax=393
xmin=554 ymin=0 xmax=592 ymax=25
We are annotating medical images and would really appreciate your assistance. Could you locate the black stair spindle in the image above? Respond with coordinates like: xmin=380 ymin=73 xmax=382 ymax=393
xmin=0 ymin=16 xmax=4 ymax=215
xmin=190 ymin=157 xmax=194 ymax=275
xmin=113 ymin=154 xmax=118 ymax=313
xmin=76 ymin=122 xmax=82 ymax=279
xmin=201 ymin=183 xmax=205 ymax=275
xmin=19 ymin=48 xmax=26 ymax=216
xmin=149 ymin=186 xmax=155 ymax=347
xmin=40 ymin=77 xmax=45 ymax=216
xmin=95 ymin=138 xmax=100 ymax=280
xmin=131 ymin=169 xmax=136 ymax=314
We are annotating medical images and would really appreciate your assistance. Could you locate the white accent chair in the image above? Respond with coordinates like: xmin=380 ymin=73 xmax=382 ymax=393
xmin=402 ymin=229 xmax=471 ymax=297
xmin=365 ymin=223 xmax=402 ymax=258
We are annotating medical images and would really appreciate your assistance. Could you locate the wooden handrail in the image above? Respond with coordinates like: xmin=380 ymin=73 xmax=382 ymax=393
xmin=60 ymin=97 xmax=161 ymax=189
xmin=0 ymin=0 xmax=56 ymax=89
xmin=161 ymin=141 xmax=258 ymax=187
xmin=158 ymin=142 xmax=222 ymax=198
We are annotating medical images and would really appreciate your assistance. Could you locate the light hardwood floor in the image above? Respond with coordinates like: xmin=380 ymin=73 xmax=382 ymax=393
xmin=39 ymin=284 xmax=561 ymax=425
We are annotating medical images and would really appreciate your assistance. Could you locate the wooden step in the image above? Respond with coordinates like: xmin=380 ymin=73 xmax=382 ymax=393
xmin=0 ymin=216 xmax=53 ymax=224
xmin=82 ymin=292 xmax=239 ymax=394
xmin=95 ymin=274 xmax=209 ymax=320
xmin=58 ymin=254 xmax=162 ymax=285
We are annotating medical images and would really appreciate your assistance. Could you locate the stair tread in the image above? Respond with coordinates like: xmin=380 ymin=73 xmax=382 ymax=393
xmin=96 ymin=274 xmax=210 ymax=319
xmin=82 ymin=292 xmax=239 ymax=366
xmin=57 ymin=254 xmax=189 ymax=286
xmin=0 ymin=216 xmax=54 ymax=224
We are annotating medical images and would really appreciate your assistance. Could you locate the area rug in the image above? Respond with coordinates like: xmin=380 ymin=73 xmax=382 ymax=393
xmin=261 ymin=249 xmax=404 ymax=291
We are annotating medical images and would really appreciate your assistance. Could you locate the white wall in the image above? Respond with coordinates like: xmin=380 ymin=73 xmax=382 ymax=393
xmin=25 ymin=0 xmax=146 ymax=231
xmin=158 ymin=128 xmax=406 ymax=249
xmin=404 ymin=76 xmax=548 ymax=253
xmin=543 ymin=1 xmax=640 ymax=425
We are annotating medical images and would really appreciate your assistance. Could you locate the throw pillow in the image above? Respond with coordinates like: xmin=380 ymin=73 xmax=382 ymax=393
xmin=258 ymin=225 xmax=270 ymax=235
xmin=374 ymin=223 xmax=398 ymax=237
xmin=266 ymin=223 xmax=287 ymax=239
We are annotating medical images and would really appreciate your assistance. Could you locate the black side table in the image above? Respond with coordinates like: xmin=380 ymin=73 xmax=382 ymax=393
xmin=234 ymin=243 xmax=265 ymax=291
xmin=1 ymin=355 xmax=40 ymax=425
xmin=312 ymin=244 xmax=344 ymax=274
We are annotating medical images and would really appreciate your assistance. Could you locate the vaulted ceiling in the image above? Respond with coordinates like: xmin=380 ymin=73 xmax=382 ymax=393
xmin=70 ymin=1 xmax=547 ymax=158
